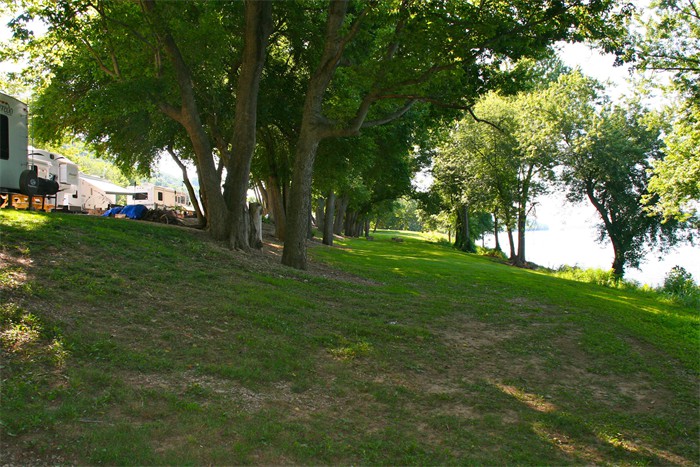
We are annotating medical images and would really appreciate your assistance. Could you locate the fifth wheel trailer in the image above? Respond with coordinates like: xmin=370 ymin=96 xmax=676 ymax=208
xmin=0 ymin=93 xmax=59 ymax=204
xmin=130 ymin=183 xmax=193 ymax=212
xmin=0 ymin=93 xmax=28 ymax=193
xmin=27 ymin=146 xmax=80 ymax=210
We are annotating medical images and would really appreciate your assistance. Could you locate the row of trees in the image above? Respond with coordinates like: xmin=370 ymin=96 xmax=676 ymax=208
xmin=425 ymin=0 xmax=699 ymax=278
xmin=429 ymin=69 xmax=690 ymax=277
xmin=2 ymin=0 xmax=629 ymax=269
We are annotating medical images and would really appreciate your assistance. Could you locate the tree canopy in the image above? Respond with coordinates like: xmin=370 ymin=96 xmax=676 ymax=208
xmin=626 ymin=0 xmax=700 ymax=226
xmin=3 ymin=0 xmax=636 ymax=270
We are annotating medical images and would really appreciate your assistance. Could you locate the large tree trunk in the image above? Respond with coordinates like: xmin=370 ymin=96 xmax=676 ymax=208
xmin=506 ymin=226 xmax=516 ymax=261
xmin=585 ymin=184 xmax=627 ymax=279
xmin=611 ymin=243 xmax=625 ymax=279
xmin=266 ymin=175 xmax=286 ymax=241
xmin=455 ymin=205 xmax=475 ymax=252
xmin=248 ymin=202 xmax=263 ymax=249
xmin=143 ymin=0 xmax=228 ymax=240
xmin=344 ymin=210 xmax=357 ymax=237
xmin=282 ymin=130 xmax=321 ymax=269
xmin=323 ymin=191 xmax=335 ymax=246
xmin=515 ymin=168 xmax=534 ymax=266
xmin=282 ymin=0 xmax=408 ymax=268
xmin=224 ymin=0 xmax=273 ymax=250
xmin=334 ymin=195 xmax=349 ymax=235
xmin=316 ymin=197 xmax=325 ymax=233
xmin=493 ymin=210 xmax=501 ymax=252
xmin=516 ymin=206 xmax=527 ymax=266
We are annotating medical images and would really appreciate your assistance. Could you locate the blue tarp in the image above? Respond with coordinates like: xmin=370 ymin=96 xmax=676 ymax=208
xmin=120 ymin=204 xmax=149 ymax=219
xmin=102 ymin=205 xmax=148 ymax=220
xmin=102 ymin=206 xmax=123 ymax=217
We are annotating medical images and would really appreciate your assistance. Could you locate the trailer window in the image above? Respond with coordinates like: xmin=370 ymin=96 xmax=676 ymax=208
xmin=0 ymin=115 xmax=8 ymax=160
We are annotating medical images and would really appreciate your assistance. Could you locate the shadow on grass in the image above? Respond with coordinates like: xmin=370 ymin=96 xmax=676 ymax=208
xmin=2 ymin=213 xmax=698 ymax=465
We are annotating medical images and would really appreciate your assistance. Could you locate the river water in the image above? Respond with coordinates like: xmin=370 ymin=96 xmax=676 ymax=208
xmin=482 ymin=227 xmax=700 ymax=287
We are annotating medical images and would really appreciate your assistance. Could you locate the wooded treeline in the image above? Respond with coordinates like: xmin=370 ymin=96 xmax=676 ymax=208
xmin=429 ymin=69 xmax=691 ymax=278
xmin=424 ymin=0 xmax=699 ymax=278
xmin=2 ymin=0 xmax=696 ymax=273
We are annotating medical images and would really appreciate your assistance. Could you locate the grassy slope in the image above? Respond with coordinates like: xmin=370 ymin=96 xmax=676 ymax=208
xmin=1 ymin=210 xmax=698 ymax=465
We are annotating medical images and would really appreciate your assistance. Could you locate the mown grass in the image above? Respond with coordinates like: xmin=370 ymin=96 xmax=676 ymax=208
xmin=1 ymin=211 xmax=698 ymax=465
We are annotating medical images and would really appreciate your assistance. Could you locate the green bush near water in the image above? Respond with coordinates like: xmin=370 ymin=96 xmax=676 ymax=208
xmin=551 ymin=265 xmax=634 ymax=288
xmin=544 ymin=263 xmax=699 ymax=310
xmin=662 ymin=266 xmax=700 ymax=308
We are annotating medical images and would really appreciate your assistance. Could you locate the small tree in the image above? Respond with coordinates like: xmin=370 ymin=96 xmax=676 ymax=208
xmin=560 ymin=101 xmax=685 ymax=278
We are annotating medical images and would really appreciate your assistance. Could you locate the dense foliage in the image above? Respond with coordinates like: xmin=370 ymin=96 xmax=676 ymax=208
xmin=2 ymin=0 xmax=632 ymax=268
xmin=626 ymin=0 xmax=700 ymax=225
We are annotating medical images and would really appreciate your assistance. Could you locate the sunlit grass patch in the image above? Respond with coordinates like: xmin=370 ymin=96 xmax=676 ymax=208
xmin=0 ymin=209 xmax=51 ymax=230
xmin=1 ymin=314 xmax=41 ymax=351
xmin=329 ymin=340 xmax=373 ymax=361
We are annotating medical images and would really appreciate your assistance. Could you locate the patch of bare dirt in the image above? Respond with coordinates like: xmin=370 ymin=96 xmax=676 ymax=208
xmin=439 ymin=319 xmax=523 ymax=350
xmin=121 ymin=369 xmax=364 ymax=418
xmin=0 ymin=442 xmax=71 ymax=467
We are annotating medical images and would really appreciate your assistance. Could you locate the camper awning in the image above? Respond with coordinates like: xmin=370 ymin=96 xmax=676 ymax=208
xmin=80 ymin=174 xmax=144 ymax=196
xmin=105 ymin=188 xmax=140 ymax=196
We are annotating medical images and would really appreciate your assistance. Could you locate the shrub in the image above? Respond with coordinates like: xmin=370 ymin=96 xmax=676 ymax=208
xmin=663 ymin=266 xmax=695 ymax=295
xmin=477 ymin=246 xmax=508 ymax=260
xmin=661 ymin=266 xmax=700 ymax=308
xmin=554 ymin=265 xmax=622 ymax=288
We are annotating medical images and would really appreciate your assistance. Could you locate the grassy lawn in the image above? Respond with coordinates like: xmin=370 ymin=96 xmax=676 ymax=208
xmin=1 ymin=210 xmax=698 ymax=465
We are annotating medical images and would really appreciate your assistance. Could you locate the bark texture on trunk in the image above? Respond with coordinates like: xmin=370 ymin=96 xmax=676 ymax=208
xmin=507 ymin=227 xmax=516 ymax=261
xmin=282 ymin=132 xmax=320 ymax=269
xmin=142 ymin=0 xmax=228 ymax=240
xmin=584 ymin=183 xmax=627 ymax=279
xmin=344 ymin=210 xmax=358 ymax=237
xmin=224 ymin=0 xmax=273 ymax=250
xmin=612 ymin=246 xmax=625 ymax=279
xmin=266 ymin=175 xmax=287 ymax=241
xmin=516 ymin=208 xmax=526 ymax=266
xmin=334 ymin=195 xmax=349 ymax=235
xmin=493 ymin=211 xmax=501 ymax=252
xmin=323 ymin=191 xmax=335 ymax=246
xmin=455 ymin=205 xmax=475 ymax=252
xmin=316 ymin=197 xmax=325 ymax=233
xmin=281 ymin=0 xmax=411 ymax=269
xmin=248 ymin=202 xmax=263 ymax=249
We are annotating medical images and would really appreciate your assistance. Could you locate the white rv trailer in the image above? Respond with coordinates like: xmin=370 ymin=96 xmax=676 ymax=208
xmin=27 ymin=147 xmax=80 ymax=210
xmin=0 ymin=92 xmax=29 ymax=193
xmin=78 ymin=173 xmax=133 ymax=210
xmin=174 ymin=190 xmax=193 ymax=212
xmin=129 ymin=183 xmax=191 ymax=211
xmin=0 ymin=94 xmax=60 ymax=207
